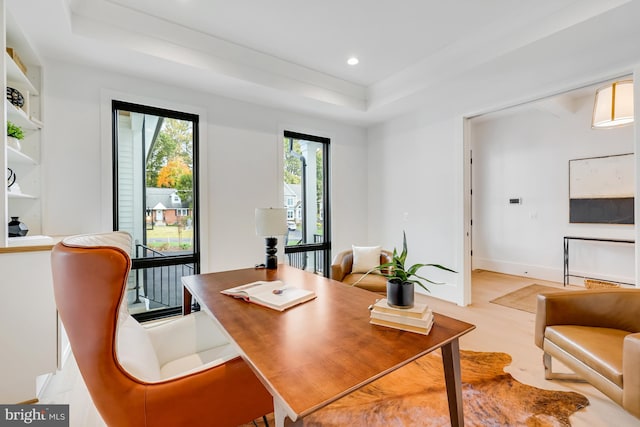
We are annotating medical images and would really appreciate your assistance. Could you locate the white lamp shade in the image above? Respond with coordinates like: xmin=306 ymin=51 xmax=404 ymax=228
xmin=592 ymin=80 xmax=634 ymax=129
xmin=255 ymin=208 xmax=288 ymax=237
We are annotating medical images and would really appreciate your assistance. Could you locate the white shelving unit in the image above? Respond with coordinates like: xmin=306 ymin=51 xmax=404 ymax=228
xmin=0 ymin=2 xmax=56 ymax=405
xmin=1 ymin=5 xmax=44 ymax=247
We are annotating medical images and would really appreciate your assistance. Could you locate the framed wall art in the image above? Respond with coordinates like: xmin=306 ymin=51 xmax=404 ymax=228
xmin=568 ymin=153 xmax=634 ymax=224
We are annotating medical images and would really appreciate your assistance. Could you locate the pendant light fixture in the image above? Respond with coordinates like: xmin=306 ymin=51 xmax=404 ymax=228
xmin=591 ymin=80 xmax=634 ymax=129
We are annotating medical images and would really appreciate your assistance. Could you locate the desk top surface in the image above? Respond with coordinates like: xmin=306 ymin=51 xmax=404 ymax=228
xmin=183 ymin=265 xmax=475 ymax=418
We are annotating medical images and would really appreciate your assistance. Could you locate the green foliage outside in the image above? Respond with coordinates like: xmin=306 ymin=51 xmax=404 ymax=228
xmin=146 ymin=223 xmax=193 ymax=252
xmin=143 ymin=118 xmax=195 ymax=252
xmin=146 ymin=118 xmax=194 ymax=208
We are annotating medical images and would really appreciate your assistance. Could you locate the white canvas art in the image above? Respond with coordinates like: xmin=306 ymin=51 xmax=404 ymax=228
xmin=569 ymin=153 xmax=634 ymax=224
xmin=569 ymin=154 xmax=634 ymax=199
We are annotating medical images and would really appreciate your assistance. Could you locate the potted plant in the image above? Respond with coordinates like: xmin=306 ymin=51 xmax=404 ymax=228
xmin=359 ymin=231 xmax=456 ymax=308
xmin=7 ymin=120 xmax=24 ymax=151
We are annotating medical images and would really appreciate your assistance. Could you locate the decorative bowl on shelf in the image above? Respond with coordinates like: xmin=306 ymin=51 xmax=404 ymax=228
xmin=6 ymin=167 xmax=16 ymax=189
xmin=6 ymin=87 xmax=24 ymax=108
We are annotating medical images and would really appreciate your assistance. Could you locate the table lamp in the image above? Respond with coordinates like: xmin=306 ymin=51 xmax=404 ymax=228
xmin=255 ymin=208 xmax=288 ymax=269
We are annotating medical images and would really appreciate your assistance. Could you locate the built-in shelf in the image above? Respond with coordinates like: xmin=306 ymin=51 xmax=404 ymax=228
xmin=7 ymin=235 xmax=54 ymax=248
xmin=7 ymin=145 xmax=37 ymax=165
xmin=6 ymin=100 xmax=42 ymax=130
xmin=8 ymin=191 xmax=36 ymax=199
xmin=5 ymin=52 xmax=38 ymax=95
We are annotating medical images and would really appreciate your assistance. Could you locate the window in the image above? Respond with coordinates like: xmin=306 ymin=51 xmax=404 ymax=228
xmin=113 ymin=100 xmax=199 ymax=320
xmin=283 ymin=130 xmax=330 ymax=275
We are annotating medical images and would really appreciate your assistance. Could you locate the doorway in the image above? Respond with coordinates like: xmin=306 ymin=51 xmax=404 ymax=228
xmin=467 ymin=78 xmax=636 ymax=292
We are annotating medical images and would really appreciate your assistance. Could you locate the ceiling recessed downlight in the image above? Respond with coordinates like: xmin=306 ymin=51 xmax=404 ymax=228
xmin=347 ymin=57 xmax=359 ymax=66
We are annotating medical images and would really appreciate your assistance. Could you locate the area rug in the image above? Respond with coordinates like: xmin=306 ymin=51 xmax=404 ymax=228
xmin=244 ymin=350 xmax=588 ymax=427
xmin=490 ymin=284 xmax=566 ymax=314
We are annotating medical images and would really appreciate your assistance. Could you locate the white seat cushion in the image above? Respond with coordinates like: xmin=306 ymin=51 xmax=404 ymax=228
xmin=159 ymin=344 xmax=239 ymax=379
xmin=146 ymin=311 xmax=234 ymax=366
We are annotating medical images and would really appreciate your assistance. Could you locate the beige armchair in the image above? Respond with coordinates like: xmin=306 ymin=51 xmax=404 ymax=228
xmin=331 ymin=248 xmax=392 ymax=292
xmin=535 ymin=289 xmax=640 ymax=419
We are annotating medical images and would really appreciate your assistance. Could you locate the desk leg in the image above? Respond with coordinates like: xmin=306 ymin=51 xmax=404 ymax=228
xmin=183 ymin=286 xmax=192 ymax=315
xmin=442 ymin=338 xmax=464 ymax=427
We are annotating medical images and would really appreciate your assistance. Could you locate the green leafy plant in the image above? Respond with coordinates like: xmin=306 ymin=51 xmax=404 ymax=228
xmin=7 ymin=121 xmax=24 ymax=140
xmin=359 ymin=231 xmax=456 ymax=292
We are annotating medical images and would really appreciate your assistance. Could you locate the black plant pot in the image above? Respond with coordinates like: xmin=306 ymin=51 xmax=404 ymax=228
xmin=386 ymin=280 xmax=415 ymax=309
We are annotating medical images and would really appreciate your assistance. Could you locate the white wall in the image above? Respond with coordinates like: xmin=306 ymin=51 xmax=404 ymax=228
xmin=367 ymin=115 xmax=464 ymax=303
xmin=365 ymin=5 xmax=640 ymax=305
xmin=41 ymin=60 xmax=368 ymax=272
xmin=471 ymin=95 xmax=635 ymax=285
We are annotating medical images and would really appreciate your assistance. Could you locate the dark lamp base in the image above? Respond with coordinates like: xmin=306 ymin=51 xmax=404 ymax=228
xmin=265 ymin=237 xmax=278 ymax=269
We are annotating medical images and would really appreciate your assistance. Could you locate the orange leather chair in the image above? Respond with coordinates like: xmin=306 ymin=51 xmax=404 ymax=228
xmin=331 ymin=248 xmax=393 ymax=292
xmin=51 ymin=232 xmax=273 ymax=427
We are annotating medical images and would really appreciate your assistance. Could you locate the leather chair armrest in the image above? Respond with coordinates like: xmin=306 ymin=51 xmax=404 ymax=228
xmin=331 ymin=251 xmax=353 ymax=281
xmin=623 ymin=333 xmax=640 ymax=418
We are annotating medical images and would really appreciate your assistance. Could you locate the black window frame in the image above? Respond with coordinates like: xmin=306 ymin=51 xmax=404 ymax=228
xmin=112 ymin=100 xmax=201 ymax=321
xmin=283 ymin=130 xmax=331 ymax=275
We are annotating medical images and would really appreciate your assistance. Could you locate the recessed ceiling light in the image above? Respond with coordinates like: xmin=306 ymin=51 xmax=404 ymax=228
xmin=347 ymin=57 xmax=359 ymax=66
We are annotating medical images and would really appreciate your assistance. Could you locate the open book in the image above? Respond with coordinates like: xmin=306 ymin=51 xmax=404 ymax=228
xmin=221 ymin=280 xmax=316 ymax=311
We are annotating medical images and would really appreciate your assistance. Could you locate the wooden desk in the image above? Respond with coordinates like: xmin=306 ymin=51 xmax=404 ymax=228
xmin=183 ymin=265 xmax=475 ymax=426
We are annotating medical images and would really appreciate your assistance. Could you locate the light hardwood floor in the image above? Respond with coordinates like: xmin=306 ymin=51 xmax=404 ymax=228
xmin=39 ymin=270 xmax=640 ymax=426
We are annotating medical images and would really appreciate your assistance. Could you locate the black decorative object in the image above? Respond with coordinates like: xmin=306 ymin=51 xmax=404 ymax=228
xmin=6 ymin=168 xmax=16 ymax=189
xmin=386 ymin=280 xmax=415 ymax=309
xmin=8 ymin=216 xmax=28 ymax=237
xmin=264 ymin=237 xmax=278 ymax=269
xmin=255 ymin=208 xmax=288 ymax=270
xmin=6 ymin=87 xmax=24 ymax=108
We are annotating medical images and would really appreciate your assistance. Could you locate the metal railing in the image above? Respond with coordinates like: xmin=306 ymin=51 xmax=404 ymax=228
xmin=134 ymin=243 xmax=194 ymax=309
xmin=285 ymin=234 xmax=327 ymax=275
xmin=287 ymin=252 xmax=307 ymax=270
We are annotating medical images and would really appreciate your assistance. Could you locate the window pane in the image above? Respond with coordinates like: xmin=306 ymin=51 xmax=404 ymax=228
xmin=117 ymin=113 xmax=195 ymax=257
xmin=283 ymin=137 xmax=325 ymax=246
xmin=114 ymin=102 xmax=198 ymax=319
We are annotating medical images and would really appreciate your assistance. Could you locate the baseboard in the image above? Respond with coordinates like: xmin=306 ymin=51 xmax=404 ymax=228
xmin=472 ymin=257 xmax=634 ymax=286
xmin=35 ymin=373 xmax=52 ymax=400
xmin=473 ymin=258 xmax=560 ymax=282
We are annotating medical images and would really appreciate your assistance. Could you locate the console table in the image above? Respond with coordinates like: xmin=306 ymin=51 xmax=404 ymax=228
xmin=563 ymin=236 xmax=634 ymax=287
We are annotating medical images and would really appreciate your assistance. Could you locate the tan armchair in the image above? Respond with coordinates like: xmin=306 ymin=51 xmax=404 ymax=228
xmin=535 ymin=289 xmax=640 ymax=419
xmin=51 ymin=232 xmax=273 ymax=427
xmin=331 ymin=248 xmax=393 ymax=292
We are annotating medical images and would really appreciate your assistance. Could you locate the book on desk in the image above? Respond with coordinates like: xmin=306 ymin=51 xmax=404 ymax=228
xmin=370 ymin=298 xmax=434 ymax=335
xmin=221 ymin=280 xmax=316 ymax=311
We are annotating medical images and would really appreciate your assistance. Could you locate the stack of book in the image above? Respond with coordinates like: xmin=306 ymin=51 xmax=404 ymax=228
xmin=369 ymin=298 xmax=434 ymax=335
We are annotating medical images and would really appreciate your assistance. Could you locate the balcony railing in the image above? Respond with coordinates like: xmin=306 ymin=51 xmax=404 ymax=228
xmin=133 ymin=243 xmax=194 ymax=310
